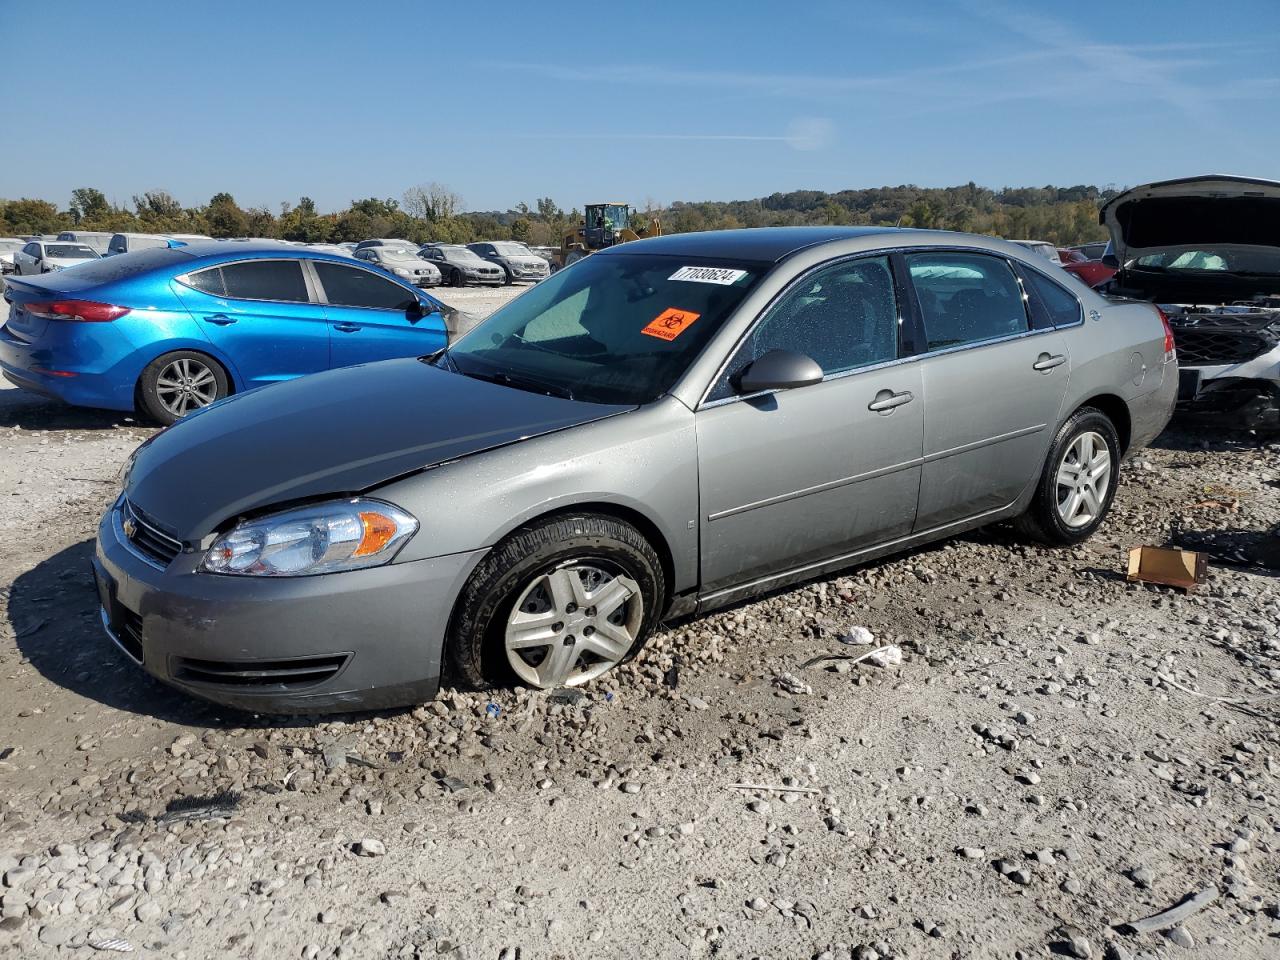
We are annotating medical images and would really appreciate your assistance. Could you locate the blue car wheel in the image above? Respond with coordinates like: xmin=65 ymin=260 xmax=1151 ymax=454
xmin=138 ymin=350 xmax=230 ymax=425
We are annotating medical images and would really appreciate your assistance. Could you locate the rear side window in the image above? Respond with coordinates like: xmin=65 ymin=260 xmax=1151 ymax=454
xmin=907 ymin=252 xmax=1029 ymax=350
xmin=219 ymin=260 xmax=309 ymax=302
xmin=314 ymin=261 xmax=416 ymax=310
xmin=1022 ymin=268 xmax=1083 ymax=328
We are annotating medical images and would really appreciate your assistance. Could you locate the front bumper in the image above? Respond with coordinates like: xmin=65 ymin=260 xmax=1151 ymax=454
xmin=413 ymin=276 xmax=442 ymax=288
xmin=1175 ymin=341 xmax=1280 ymax=425
xmin=93 ymin=497 xmax=487 ymax=713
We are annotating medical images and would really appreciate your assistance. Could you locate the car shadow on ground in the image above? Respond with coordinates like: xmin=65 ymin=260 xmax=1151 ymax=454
xmin=7 ymin=539 xmax=362 ymax=729
xmin=0 ymin=387 xmax=144 ymax=432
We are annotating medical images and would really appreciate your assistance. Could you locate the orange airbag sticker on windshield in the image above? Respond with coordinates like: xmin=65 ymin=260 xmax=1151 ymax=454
xmin=642 ymin=308 xmax=701 ymax=341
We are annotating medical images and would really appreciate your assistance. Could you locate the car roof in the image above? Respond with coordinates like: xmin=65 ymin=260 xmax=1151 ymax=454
xmin=164 ymin=240 xmax=351 ymax=261
xmin=599 ymin=226 xmax=914 ymax=263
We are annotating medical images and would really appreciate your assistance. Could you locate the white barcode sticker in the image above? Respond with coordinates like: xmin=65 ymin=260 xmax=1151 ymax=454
xmin=668 ymin=266 xmax=748 ymax=285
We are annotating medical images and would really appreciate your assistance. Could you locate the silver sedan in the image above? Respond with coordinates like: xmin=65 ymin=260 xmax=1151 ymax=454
xmin=96 ymin=227 xmax=1176 ymax=713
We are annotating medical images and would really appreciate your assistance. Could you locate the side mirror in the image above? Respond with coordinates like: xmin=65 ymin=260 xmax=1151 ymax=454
xmin=1101 ymin=253 xmax=1119 ymax=269
xmin=738 ymin=349 xmax=824 ymax=394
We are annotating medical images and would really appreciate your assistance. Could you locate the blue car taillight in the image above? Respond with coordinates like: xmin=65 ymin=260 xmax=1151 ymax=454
xmin=26 ymin=300 xmax=131 ymax=323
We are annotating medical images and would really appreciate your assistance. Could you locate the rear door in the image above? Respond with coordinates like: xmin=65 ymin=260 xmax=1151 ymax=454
xmin=906 ymin=250 xmax=1070 ymax=531
xmin=172 ymin=259 xmax=330 ymax=386
xmin=310 ymin=260 xmax=448 ymax=366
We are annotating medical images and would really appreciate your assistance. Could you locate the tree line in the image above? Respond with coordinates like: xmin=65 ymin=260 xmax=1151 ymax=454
xmin=1 ymin=181 xmax=1114 ymax=248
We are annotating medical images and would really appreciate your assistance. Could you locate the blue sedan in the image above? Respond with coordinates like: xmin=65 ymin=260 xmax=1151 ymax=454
xmin=0 ymin=242 xmax=452 ymax=423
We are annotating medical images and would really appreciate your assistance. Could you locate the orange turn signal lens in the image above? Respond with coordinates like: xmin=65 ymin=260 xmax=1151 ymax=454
xmin=354 ymin=511 xmax=399 ymax=557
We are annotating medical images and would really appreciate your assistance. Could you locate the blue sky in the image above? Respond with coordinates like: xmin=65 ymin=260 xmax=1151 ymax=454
xmin=6 ymin=0 xmax=1279 ymax=213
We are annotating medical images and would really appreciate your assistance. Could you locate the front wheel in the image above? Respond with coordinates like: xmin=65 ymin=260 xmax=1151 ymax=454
xmin=138 ymin=351 xmax=229 ymax=425
xmin=447 ymin=515 xmax=666 ymax=690
xmin=451 ymin=269 xmax=465 ymax=288
xmin=1014 ymin=407 xmax=1120 ymax=545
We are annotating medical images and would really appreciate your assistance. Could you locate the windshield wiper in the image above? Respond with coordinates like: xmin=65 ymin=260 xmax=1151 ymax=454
xmin=462 ymin=368 xmax=575 ymax=401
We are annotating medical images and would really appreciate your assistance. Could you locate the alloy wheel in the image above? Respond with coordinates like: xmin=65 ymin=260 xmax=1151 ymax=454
xmin=155 ymin=357 xmax=218 ymax=417
xmin=1055 ymin=430 xmax=1111 ymax=528
xmin=504 ymin=563 xmax=643 ymax=688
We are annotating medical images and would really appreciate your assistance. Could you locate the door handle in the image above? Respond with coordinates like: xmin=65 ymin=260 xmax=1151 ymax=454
xmin=205 ymin=314 xmax=237 ymax=326
xmin=333 ymin=323 xmax=362 ymax=333
xmin=868 ymin=389 xmax=914 ymax=413
xmin=1033 ymin=353 xmax=1066 ymax=372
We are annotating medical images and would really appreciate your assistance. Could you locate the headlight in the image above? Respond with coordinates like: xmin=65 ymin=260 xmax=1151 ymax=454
xmin=202 ymin=499 xmax=417 ymax=577
xmin=392 ymin=267 xmax=411 ymax=276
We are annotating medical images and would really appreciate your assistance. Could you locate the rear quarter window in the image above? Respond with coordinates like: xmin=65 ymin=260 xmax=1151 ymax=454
xmin=1022 ymin=268 xmax=1083 ymax=328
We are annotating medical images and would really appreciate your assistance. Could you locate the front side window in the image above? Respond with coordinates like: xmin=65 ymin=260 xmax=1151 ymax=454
xmin=907 ymin=252 xmax=1029 ymax=350
xmin=314 ymin=261 xmax=417 ymax=310
xmin=218 ymin=260 xmax=310 ymax=303
xmin=712 ymin=256 xmax=899 ymax=400
xmin=443 ymin=253 xmax=766 ymax=405
xmin=1022 ymin=268 xmax=1082 ymax=328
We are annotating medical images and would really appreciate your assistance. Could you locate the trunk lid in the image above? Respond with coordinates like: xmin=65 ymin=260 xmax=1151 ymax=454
xmin=1100 ymin=175 xmax=1280 ymax=302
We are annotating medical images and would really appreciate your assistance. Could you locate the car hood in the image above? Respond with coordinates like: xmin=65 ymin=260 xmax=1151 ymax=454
xmin=125 ymin=358 xmax=633 ymax=540
xmin=1101 ymin=175 xmax=1280 ymax=266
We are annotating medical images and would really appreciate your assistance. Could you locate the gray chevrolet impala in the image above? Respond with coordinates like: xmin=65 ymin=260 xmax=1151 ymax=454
xmin=95 ymin=227 xmax=1177 ymax=712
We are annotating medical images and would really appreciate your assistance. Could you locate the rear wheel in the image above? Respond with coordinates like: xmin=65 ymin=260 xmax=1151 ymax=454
xmin=447 ymin=514 xmax=665 ymax=690
xmin=138 ymin=351 xmax=229 ymax=425
xmin=1014 ymin=407 xmax=1120 ymax=545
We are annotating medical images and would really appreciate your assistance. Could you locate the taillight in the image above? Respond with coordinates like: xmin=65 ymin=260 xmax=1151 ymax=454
xmin=26 ymin=300 xmax=130 ymax=322
xmin=1155 ymin=306 xmax=1175 ymax=359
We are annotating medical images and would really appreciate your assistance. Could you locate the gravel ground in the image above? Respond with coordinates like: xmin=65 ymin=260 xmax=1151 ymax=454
xmin=1 ymin=287 xmax=1278 ymax=959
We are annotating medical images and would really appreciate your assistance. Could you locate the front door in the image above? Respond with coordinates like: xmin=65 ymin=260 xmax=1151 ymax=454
xmin=905 ymin=250 xmax=1071 ymax=531
xmin=310 ymin=260 xmax=448 ymax=366
xmin=696 ymin=255 xmax=924 ymax=596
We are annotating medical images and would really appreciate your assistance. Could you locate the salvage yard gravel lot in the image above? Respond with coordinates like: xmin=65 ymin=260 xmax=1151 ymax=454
xmin=1 ymin=287 xmax=1278 ymax=959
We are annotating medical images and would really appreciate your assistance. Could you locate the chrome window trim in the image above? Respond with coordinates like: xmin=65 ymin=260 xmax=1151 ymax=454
xmin=175 ymin=257 xmax=318 ymax=306
xmin=305 ymin=258 xmax=426 ymax=313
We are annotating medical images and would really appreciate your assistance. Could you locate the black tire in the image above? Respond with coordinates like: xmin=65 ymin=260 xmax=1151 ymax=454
xmin=447 ymin=514 xmax=666 ymax=690
xmin=1014 ymin=407 xmax=1121 ymax=546
xmin=451 ymin=268 xmax=465 ymax=288
xmin=501 ymin=266 xmax=513 ymax=286
xmin=137 ymin=350 xmax=230 ymax=426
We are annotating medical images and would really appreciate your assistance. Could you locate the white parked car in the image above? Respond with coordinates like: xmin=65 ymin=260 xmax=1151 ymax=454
xmin=0 ymin=238 xmax=26 ymax=273
xmin=56 ymin=231 xmax=114 ymax=255
xmin=12 ymin=239 xmax=101 ymax=274
xmin=106 ymin=233 xmax=177 ymax=256
xmin=1010 ymin=240 xmax=1063 ymax=264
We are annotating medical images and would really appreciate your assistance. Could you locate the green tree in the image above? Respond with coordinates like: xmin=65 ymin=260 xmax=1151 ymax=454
xmin=69 ymin=187 xmax=110 ymax=224
xmin=206 ymin=192 xmax=249 ymax=237
xmin=511 ymin=217 xmax=532 ymax=243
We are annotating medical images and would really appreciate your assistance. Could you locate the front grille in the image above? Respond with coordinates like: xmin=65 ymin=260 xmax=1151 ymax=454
xmin=173 ymin=653 xmax=349 ymax=691
xmin=1174 ymin=330 xmax=1273 ymax=366
xmin=115 ymin=607 xmax=144 ymax=663
xmin=122 ymin=499 xmax=183 ymax=567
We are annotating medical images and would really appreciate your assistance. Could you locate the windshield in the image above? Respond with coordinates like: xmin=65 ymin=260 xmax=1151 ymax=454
xmin=442 ymin=253 xmax=766 ymax=405
xmin=382 ymin=248 xmax=422 ymax=261
xmin=491 ymin=242 xmax=533 ymax=257
xmin=1133 ymin=248 xmax=1280 ymax=274
xmin=47 ymin=244 xmax=98 ymax=259
xmin=45 ymin=247 xmax=190 ymax=282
